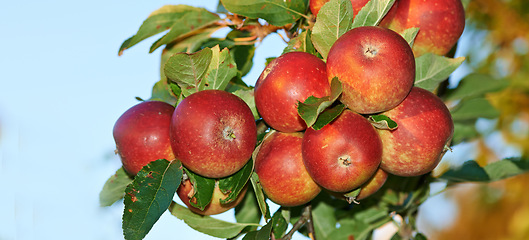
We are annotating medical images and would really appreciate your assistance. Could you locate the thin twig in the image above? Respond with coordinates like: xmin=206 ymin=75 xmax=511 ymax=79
xmin=305 ymin=204 xmax=316 ymax=240
xmin=280 ymin=204 xmax=313 ymax=240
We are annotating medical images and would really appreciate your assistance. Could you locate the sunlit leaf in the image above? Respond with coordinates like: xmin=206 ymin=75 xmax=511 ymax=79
xmin=311 ymin=0 xmax=354 ymax=59
xmin=164 ymin=47 xmax=213 ymax=97
xmin=283 ymin=30 xmax=317 ymax=56
xmin=119 ymin=5 xmax=213 ymax=55
xmin=203 ymin=45 xmax=238 ymax=91
xmin=232 ymin=89 xmax=260 ymax=120
xmin=221 ymin=0 xmax=307 ymax=26
xmin=169 ymin=201 xmax=260 ymax=238
xmin=400 ymin=27 xmax=420 ymax=47
xmin=298 ymin=78 xmax=343 ymax=129
xmin=149 ymin=8 xmax=219 ymax=52
xmin=100 ymin=167 xmax=133 ymax=207
xmin=351 ymin=0 xmax=395 ymax=28
xmin=414 ymin=53 xmax=465 ymax=91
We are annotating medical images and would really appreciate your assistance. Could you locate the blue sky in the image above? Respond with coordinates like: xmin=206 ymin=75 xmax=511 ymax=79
xmin=0 ymin=1 xmax=287 ymax=239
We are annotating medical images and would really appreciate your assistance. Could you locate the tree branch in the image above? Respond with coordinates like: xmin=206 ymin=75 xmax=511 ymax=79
xmin=280 ymin=204 xmax=315 ymax=240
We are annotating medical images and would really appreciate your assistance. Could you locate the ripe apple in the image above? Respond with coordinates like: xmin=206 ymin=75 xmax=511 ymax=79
xmin=177 ymin=179 xmax=248 ymax=216
xmin=381 ymin=0 xmax=465 ymax=57
xmin=113 ymin=101 xmax=175 ymax=176
xmin=327 ymin=26 xmax=415 ymax=114
xmin=254 ymin=52 xmax=330 ymax=132
xmin=302 ymin=110 xmax=382 ymax=193
xmin=255 ymin=131 xmax=321 ymax=207
xmin=377 ymin=87 xmax=454 ymax=177
xmin=356 ymin=168 xmax=388 ymax=200
xmin=170 ymin=90 xmax=257 ymax=178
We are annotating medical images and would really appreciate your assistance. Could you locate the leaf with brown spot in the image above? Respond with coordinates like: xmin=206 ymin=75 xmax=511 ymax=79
xmin=122 ymin=159 xmax=183 ymax=240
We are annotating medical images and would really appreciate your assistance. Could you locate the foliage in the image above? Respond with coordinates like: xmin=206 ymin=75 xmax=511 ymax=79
xmin=100 ymin=0 xmax=529 ymax=239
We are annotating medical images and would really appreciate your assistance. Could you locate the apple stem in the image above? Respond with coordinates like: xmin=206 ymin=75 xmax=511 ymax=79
xmin=222 ymin=126 xmax=237 ymax=140
xmin=338 ymin=155 xmax=352 ymax=166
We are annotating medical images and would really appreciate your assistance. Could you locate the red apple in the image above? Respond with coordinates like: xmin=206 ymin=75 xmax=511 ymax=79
xmin=255 ymin=131 xmax=321 ymax=207
xmin=377 ymin=87 xmax=454 ymax=177
xmin=327 ymin=26 xmax=415 ymax=114
xmin=170 ymin=90 xmax=257 ymax=178
xmin=113 ymin=101 xmax=175 ymax=176
xmin=302 ymin=110 xmax=382 ymax=193
xmin=356 ymin=168 xmax=388 ymax=200
xmin=254 ymin=52 xmax=330 ymax=132
xmin=177 ymin=179 xmax=248 ymax=216
xmin=381 ymin=0 xmax=465 ymax=57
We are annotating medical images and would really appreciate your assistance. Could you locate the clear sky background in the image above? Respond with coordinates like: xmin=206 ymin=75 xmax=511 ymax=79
xmin=1 ymin=1 xmax=520 ymax=240
xmin=0 ymin=1 xmax=286 ymax=239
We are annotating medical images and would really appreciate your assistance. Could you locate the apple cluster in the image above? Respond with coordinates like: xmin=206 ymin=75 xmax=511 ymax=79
xmin=113 ymin=90 xmax=257 ymax=215
xmin=112 ymin=0 xmax=462 ymax=215
xmin=252 ymin=0 xmax=461 ymax=206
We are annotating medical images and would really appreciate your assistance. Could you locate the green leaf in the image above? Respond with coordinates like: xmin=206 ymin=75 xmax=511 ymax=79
xmin=439 ymin=158 xmax=529 ymax=183
xmin=414 ymin=53 xmax=465 ymax=91
xmin=184 ymin=168 xmax=216 ymax=210
xmin=311 ymin=0 xmax=354 ymax=59
xmin=271 ymin=209 xmax=288 ymax=239
xmin=218 ymin=159 xmax=254 ymax=204
xmin=235 ymin=188 xmax=262 ymax=225
xmin=203 ymin=45 xmax=238 ymax=91
xmin=452 ymin=122 xmax=479 ymax=144
xmin=414 ymin=233 xmax=428 ymax=240
xmin=159 ymin=28 xmax=218 ymax=80
xmin=119 ymin=5 xmax=208 ymax=55
xmin=368 ymin=115 xmax=398 ymax=130
xmin=283 ymin=30 xmax=317 ymax=55
xmin=221 ymin=0 xmax=308 ymax=27
xmin=149 ymin=79 xmax=179 ymax=106
xmin=445 ymin=73 xmax=509 ymax=101
xmin=164 ymin=47 xmax=213 ymax=97
xmin=450 ymin=97 xmax=500 ymax=121
xmin=250 ymin=172 xmax=271 ymax=220
xmin=100 ymin=167 xmax=133 ymax=207
xmin=312 ymin=197 xmax=338 ymax=240
xmin=298 ymin=77 xmax=343 ymax=128
xmin=232 ymin=89 xmax=260 ymax=120
xmin=149 ymin=8 xmax=220 ymax=52
xmin=226 ymin=73 xmax=253 ymax=92
xmin=328 ymin=219 xmax=370 ymax=240
xmin=169 ymin=201 xmax=260 ymax=238
xmin=351 ymin=0 xmax=396 ymax=28
xmin=400 ymin=27 xmax=420 ymax=47
xmin=352 ymin=207 xmax=389 ymax=224
xmin=243 ymin=221 xmax=273 ymax=240
xmin=122 ymin=159 xmax=183 ymax=240
xmin=311 ymin=103 xmax=346 ymax=130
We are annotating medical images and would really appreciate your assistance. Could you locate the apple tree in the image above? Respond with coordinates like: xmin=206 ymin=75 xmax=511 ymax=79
xmin=100 ymin=0 xmax=529 ymax=239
